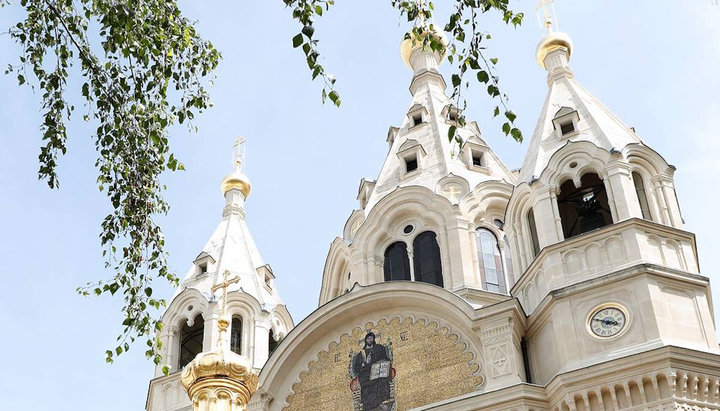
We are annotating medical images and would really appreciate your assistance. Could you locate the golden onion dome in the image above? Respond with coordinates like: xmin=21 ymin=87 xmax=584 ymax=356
xmin=400 ymin=26 xmax=448 ymax=70
xmin=536 ymin=31 xmax=573 ymax=69
xmin=220 ymin=168 xmax=252 ymax=198
xmin=180 ymin=347 xmax=258 ymax=403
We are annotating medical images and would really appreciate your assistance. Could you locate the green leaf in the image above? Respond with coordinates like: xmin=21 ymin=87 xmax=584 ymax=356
xmin=477 ymin=71 xmax=489 ymax=83
xmin=490 ymin=57 xmax=498 ymax=65
xmin=451 ymin=74 xmax=461 ymax=88
xmin=292 ymin=33 xmax=303 ymax=48
xmin=502 ymin=122 xmax=511 ymax=135
xmin=448 ymin=125 xmax=457 ymax=141
xmin=505 ymin=110 xmax=517 ymax=123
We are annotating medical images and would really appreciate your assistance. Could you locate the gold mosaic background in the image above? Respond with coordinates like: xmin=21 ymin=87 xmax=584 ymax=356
xmin=285 ymin=317 xmax=483 ymax=410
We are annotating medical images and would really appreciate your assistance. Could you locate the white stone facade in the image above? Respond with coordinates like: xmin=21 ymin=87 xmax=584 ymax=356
xmin=147 ymin=25 xmax=720 ymax=411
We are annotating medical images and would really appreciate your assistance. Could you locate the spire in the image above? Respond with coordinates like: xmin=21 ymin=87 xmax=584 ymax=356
xmin=173 ymin=137 xmax=284 ymax=321
xmin=359 ymin=17 xmax=516 ymax=212
xmin=517 ymin=2 xmax=643 ymax=183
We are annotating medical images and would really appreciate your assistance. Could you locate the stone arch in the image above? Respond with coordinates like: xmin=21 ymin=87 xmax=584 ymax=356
xmin=355 ymin=186 xmax=461 ymax=288
xmin=258 ymin=282 xmax=494 ymax=411
xmin=319 ymin=237 xmax=352 ymax=304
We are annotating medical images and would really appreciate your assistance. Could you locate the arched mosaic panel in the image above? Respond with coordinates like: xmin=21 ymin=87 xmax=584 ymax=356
xmin=285 ymin=317 xmax=484 ymax=410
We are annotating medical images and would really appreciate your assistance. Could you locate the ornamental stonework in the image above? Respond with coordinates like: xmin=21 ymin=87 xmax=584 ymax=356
xmin=284 ymin=317 xmax=483 ymax=411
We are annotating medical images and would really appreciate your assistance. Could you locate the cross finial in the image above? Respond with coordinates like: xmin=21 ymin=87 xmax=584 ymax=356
xmin=536 ymin=0 xmax=557 ymax=33
xmin=232 ymin=136 xmax=246 ymax=171
xmin=211 ymin=270 xmax=240 ymax=348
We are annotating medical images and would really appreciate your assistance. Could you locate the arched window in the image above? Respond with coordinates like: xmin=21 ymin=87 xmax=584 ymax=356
xmin=179 ymin=314 xmax=204 ymax=369
xmin=230 ymin=316 xmax=242 ymax=355
xmin=268 ymin=329 xmax=279 ymax=356
xmin=527 ymin=208 xmax=541 ymax=257
xmin=632 ymin=172 xmax=652 ymax=220
xmin=384 ymin=242 xmax=411 ymax=281
xmin=476 ymin=228 xmax=507 ymax=293
xmin=557 ymin=173 xmax=612 ymax=239
xmin=413 ymin=231 xmax=443 ymax=287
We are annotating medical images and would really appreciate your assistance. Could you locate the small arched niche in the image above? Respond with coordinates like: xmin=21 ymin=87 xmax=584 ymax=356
xmin=178 ymin=314 xmax=204 ymax=369
xmin=557 ymin=173 xmax=612 ymax=239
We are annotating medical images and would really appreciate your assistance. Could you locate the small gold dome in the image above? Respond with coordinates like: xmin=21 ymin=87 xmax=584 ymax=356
xmin=180 ymin=347 xmax=258 ymax=403
xmin=221 ymin=168 xmax=252 ymax=198
xmin=536 ymin=31 xmax=573 ymax=69
xmin=400 ymin=27 xmax=448 ymax=70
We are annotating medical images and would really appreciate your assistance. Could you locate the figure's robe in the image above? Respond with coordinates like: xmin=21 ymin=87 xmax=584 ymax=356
xmin=353 ymin=344 xmax=391 ymax=410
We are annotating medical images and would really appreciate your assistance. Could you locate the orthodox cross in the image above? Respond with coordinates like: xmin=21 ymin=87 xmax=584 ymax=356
xmin=232 ymin=136 xmax=246 ymax=170
xmin=535 ymin=0 xmax=556 ymax=33
xmin=211 ymin=270 xmax=240 ymax=347
xmin=443 ymin=185 xmax=462 ymax=203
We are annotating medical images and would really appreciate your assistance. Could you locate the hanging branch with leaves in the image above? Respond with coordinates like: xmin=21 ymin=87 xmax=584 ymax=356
xmin=3 ymin=0 xmax=523 ymax=372
xmin=5 ymin=0 xmax=220 ymax=367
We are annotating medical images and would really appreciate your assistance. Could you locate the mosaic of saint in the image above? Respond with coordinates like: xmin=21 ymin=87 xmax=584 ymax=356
xmin=349 ymin=331 xmax=395 ymax=411
xmin=284 ymin=317 xmax=483 ymax=411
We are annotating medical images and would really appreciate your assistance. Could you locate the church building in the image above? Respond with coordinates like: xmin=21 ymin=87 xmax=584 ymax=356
xmin=145 ymin=8 xmax=720 ymax=411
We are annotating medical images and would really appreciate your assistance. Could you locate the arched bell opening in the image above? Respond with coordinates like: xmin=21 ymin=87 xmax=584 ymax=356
xmin=178 ymin=314 xmax=204 ymax=369
xmin=557 ymin=173 xmax=612 ymax=239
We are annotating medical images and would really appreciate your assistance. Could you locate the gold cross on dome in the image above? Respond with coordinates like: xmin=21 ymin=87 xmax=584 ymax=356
xmin=232 ymin=136 xmax=246 ymax=170
xmin=212 ymin=270 xmax=240 ymax=317
xmin=443 ymin=185 xmax=462 ymax=202
xmin=535 ymin=0 xmax=556 ymax=33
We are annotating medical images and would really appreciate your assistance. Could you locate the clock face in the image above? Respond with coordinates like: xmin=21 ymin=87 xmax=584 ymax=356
xmin=589 ymin=306 xmax=627 ymax=338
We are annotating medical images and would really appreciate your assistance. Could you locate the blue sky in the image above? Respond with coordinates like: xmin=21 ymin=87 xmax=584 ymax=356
xmin=1 ymin=1 xmax=719 ymax=410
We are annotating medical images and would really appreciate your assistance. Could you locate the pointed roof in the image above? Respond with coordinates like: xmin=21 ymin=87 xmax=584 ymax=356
xmin=173 ymin=164 xmax=284 ymax=311
xmin=362 ymin=27 xmax=516 ymax=212
xmin=518 ymin=31 xmax=644 ymax=183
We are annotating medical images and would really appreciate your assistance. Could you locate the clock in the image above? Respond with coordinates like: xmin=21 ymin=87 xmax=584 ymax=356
xmin=587 ymin=304 xmax=628 ymax=338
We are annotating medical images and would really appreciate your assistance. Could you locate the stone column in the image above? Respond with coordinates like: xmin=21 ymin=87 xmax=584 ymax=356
xmin=605 ymin=162 xmax=641 ymax=221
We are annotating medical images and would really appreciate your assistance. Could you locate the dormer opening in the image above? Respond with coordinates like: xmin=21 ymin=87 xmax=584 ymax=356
xmin=471 ymin=150 xmax=484 ymax=167
xmin=405 ymin=155 xmax=418 ymax=173
xmin=199 ymin=262 xmax=207 ymax=274
xmin=560 ymin=121 xmax=575 ymax=135
xmin=552 ymin=106 xmax=580 ymax=138
xmin=411 ymin=113 xmax=423 ymax=127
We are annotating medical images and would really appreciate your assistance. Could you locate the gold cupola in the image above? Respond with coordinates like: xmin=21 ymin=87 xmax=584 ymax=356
xmin=535 ymin=0 xmax=573 ymax=70
xmin=400 ymin=10 xmax=448 ymax=71
xmin=220 ymin=137 xmax=252 ymax=198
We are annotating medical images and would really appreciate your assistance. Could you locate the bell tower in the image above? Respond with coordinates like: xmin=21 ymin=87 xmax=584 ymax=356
xmin=504 ymin=2 xmax=719 ymax=397
xmin=146 ymin=138 xmax=294 ymax=411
